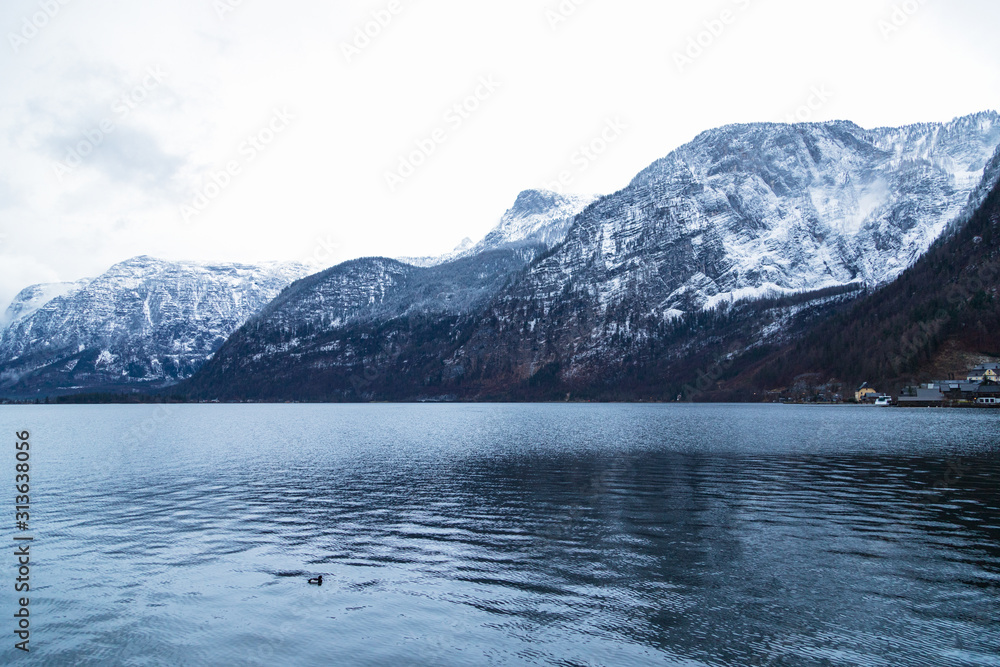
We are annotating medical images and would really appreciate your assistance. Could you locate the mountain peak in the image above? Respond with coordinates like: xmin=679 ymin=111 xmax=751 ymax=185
xmin=398 ymin=191 xmax=598 ymax=268
xmin=509 ymin=189 xmax=597 ymax=218
xmin=115 ymin=255 xmax=163 ymax=267
xmin=478 ymin=190 xmax=598 ymax=252
xmin=510 ymin=189 xmax=567 ymax=213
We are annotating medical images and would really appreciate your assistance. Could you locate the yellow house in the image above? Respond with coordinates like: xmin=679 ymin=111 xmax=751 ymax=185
xmin=855 ymin=383 xmax=878 ymax=402
xmin=968 ymin=364 xmax=1000 ymax=383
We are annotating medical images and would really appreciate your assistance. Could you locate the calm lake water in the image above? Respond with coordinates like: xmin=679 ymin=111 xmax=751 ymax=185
xmin=5 ymin=404 xmax=1000 ymax=666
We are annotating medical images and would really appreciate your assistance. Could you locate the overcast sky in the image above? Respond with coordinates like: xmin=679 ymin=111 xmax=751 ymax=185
xmin=1 ymin=0 xmax=999 ymax=308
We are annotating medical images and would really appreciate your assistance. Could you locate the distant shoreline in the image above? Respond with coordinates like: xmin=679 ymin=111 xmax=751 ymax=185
xmin=3 ymin=398 xmax=999 ymax=409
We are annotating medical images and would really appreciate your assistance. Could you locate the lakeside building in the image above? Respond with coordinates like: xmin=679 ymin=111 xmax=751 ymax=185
xmin=855 ymin=383 xmax=879 ymax=403
xmin=898 ymin=386 xmax=947 ymax=407
xmin=968 ymin=364 xmax=1000 ymax=383
xmin=899 ymin=364 xmax=1000 ymax=407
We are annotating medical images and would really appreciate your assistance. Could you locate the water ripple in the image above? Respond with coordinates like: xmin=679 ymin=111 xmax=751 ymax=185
xmin=15 ymin=404 xmax=1000 ymax=666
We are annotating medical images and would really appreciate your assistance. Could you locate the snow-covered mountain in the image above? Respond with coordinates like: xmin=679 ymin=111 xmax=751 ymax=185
xmin=6 ymin=112 xmax=1000 ymax=400
xmin=254 ymin=188 xmax=598 ymax=334
xmin=398 ymin=190 xmax=597 ymax=267
xmin=185 ymin=112 xmax=1000 ymax=401
xmin=471 ymin=190 xmax=599 ymax=255
xmin=1 ymin=279 xmax=92 ymax=328
xmin=0 ymin=256 xmax=311 ymax=395
xmin=0 ymin=186 xmax=593 ymax=398
xmin=443 ymin=112 xmax=1000 ymax=383
xmin=554 ymin=111 xmax=1000 ymax=314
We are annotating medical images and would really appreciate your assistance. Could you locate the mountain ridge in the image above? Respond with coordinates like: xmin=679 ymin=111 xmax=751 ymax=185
xmin=0 ymin=256 xmax=312 ymax=396
xmin=5 ymin=112 xmax=1000 ymax=401
xmin=181 ymin=112 xmax=1000 ymax=401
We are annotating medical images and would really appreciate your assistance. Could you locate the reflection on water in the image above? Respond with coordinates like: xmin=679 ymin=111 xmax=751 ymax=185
xmin=17 ymin=404 xmax=1000 ymax=666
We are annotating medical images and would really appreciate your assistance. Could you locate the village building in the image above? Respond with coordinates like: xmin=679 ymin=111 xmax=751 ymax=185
xmin=975 ymin=384 xmax=1000 ymax=405
xmin=897 ymin=385 xmax=945 ymax=407
xmin=967 ymin=363 xmax=1000 ymax=383
xmin=855 ymin=383 xmax=878 ymax=403
xmin=899 ymin=365 xmax=1000 ymax=407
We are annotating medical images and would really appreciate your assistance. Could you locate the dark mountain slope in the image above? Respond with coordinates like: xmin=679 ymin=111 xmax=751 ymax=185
xmin=186 ymin=246 xmax=551 ymax=400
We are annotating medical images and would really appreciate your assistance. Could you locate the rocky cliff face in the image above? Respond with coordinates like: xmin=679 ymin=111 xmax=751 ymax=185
xmin=0 ymin=257 xmax=310 ymax=395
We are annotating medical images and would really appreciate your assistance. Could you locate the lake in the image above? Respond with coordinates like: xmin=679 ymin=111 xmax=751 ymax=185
xmin=7 ymin=404 xmax=1000 ymax=666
